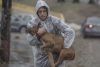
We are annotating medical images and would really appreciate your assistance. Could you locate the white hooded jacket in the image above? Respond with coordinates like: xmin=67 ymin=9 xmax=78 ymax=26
xmin=27 ymin=0 xmax=75 ymax=67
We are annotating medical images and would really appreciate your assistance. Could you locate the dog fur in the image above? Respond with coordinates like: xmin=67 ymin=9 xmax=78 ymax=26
xmin=28 ymin=24 xmax=75 ymax=67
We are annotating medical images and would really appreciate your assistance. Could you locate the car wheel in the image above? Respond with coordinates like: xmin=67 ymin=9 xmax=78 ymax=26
xmin=20 ymin=26 xmax=27 ymax=33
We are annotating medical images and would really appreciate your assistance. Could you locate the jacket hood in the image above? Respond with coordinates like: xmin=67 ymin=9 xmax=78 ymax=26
xmin=35 ymin=0 xmax=50 ymax=20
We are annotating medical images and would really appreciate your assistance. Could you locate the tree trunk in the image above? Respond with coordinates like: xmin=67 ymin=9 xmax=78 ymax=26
xmin=89 ymin=0 xmax=95 ymax=4
xmin=1 ymin=0 xmax=12 ymax=62
xmin=73 ymin=0 xmax=79 ymax=3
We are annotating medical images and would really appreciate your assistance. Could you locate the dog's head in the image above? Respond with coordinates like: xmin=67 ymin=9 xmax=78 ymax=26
xmin=28 ymin=23 xmax=40 ymax=36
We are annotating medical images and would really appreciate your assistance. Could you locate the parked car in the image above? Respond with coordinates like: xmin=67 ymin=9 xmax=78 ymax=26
xmin=16 ymin=13 xmax=34 ymax=22
xmin=11 ymin=14 xmax=29 ymax=33
xmin=81 ymin=17 xmax=100 ymax=38
xmin=0 ymin=13 xmax=30 ymax=33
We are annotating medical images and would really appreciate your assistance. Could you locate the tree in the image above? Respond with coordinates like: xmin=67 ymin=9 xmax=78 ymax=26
xmin=89 ymin=0 xmax=95 ymax=4
xmin=73 ymin=0 xmax=79 ymax=3
xmin=1 ymin=0 xmax=12 ymax=62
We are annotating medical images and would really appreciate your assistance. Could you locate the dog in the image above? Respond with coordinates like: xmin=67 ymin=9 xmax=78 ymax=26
xmin=28 ymin=23 xmax=75 ymax=67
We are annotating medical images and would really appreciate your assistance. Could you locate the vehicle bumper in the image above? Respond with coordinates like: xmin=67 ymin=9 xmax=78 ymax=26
xmin=84 ymin=31 xmax=100 ymax=36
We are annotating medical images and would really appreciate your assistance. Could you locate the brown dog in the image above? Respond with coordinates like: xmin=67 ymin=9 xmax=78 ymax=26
xmin=28 ymin=24 xmax=75 ymax=67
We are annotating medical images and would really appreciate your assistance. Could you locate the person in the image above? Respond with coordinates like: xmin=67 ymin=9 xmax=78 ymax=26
xmin=27 ymin=0 xmax=75 ymax=67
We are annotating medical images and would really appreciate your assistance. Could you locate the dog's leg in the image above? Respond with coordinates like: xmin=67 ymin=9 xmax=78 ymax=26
xmin=55 ymin=54 xmax=63 ymax=66
xmin=46 ymin=51 xmax=55 ymax=67
xmin=55 ymin=47 xmax=75 ymax=66
xmin=55 ymin=49 xmax=65 ymax=66
xmin=40 ymin=42 xmax=54 ymax=55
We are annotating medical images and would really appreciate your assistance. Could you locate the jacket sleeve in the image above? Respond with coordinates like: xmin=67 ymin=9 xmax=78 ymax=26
xmin=53 ymin=18 xmax=75 ymax=48
xmin=27 ymin=19 xmax=42 ymax=46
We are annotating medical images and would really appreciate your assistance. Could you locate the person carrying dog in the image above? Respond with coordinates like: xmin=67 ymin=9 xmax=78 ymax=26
xmin=27 ymin=0 xmax=75 ymax=67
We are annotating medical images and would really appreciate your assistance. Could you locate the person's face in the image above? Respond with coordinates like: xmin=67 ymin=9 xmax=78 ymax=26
xmin=38 ymin=7 xmax=48 ymax=21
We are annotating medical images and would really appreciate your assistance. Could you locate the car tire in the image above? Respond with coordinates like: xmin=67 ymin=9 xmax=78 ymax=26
xmin=20 ymin=26 xmax=27 ymax=33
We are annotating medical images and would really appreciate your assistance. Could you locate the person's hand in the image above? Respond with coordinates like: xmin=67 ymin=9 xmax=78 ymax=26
xmin=37 ymin=27 xmax=46 ymax=36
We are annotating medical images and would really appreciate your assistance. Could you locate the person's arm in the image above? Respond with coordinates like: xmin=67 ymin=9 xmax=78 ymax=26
xmin=27 ymin=19 xmax=42 ymax=46
xmin=53 ymin=18 xmax=75 ymax=48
